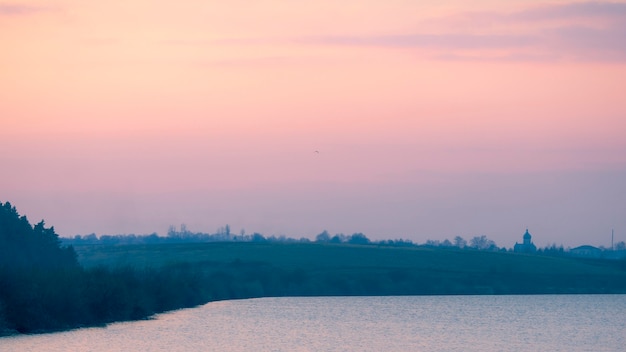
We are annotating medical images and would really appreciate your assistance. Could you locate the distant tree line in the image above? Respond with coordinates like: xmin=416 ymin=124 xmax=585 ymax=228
xmin=64 ymin=225 xmax=626 ymax=260
xmin=66 ymin=227 xmax=418 ymax=248
xmin=64 ymin=224 xmax=312 ymax=246
xmin=422 ymin=235 xmax=501 ymax=251
xmin=64 ymin=227 xmax=435 ymax=249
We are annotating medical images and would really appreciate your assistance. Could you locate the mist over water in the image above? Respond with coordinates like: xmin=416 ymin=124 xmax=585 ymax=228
xmin=3 ymin=295 xmax=625 ymax=352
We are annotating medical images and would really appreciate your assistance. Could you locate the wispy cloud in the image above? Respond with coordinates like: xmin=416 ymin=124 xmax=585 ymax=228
xmin=160 ymin=38 xmax=259 ymax=46
xmin=202 ymin=55 xmax=300 ymax=68
xmin=509 ymin=1 xmax=626 ymax=21
xmin=0 ymin=3 xmax=52 ymax=16
xmin=425 ymin=1 xmax=626 ymax=30
xmin=312 ymin=34 xmax=536 ymax=50
xmin=152 ymin=1 xmax=626 ymax=63
xmin=309 ymin=1 xmax=626 ymax=62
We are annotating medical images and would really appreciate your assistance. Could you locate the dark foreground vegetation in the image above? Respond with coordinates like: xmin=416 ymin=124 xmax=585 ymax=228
xmin=2 ymin=202 xmax=626 ymax=336
xmin=0 ymin=202 xmax=216 ymax=335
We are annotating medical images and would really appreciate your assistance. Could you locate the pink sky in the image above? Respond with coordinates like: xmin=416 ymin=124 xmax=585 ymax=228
xmin=2 ymin=0 xmax=625 ymax=247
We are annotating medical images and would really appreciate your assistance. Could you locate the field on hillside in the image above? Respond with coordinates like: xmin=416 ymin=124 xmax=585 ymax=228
xmin=74 ymin=242 xmax=626 ymax=296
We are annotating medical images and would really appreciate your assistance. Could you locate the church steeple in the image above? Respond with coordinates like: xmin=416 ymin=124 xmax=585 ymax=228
xmin=514 ymin=228 xmax=537 ymax=253
xmin=523 ymin=228 xmax=532 ymax=245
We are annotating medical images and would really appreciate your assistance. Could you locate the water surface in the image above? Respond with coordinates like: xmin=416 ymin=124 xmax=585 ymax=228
xmin=3 ymin=295 xmax=624 ymax=351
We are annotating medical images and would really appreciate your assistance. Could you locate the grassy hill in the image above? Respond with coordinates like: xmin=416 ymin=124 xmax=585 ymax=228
xmin=75 ymin=242 xmax=626 ymax=296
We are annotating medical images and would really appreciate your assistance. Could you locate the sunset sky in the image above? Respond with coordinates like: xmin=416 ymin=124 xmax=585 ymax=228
xmin=2 ymin=0 xmax=625 ymax=247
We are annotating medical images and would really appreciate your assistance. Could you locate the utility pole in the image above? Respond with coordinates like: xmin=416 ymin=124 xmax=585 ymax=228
xmin=612 ymin=228 xmax=614 ymax=251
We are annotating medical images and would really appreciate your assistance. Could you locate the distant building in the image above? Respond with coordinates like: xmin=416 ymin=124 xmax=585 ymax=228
xmin=569 ymin=245 xmax=602 ymax=258
xmin=514 ymin=229 xmax=537 ymax=253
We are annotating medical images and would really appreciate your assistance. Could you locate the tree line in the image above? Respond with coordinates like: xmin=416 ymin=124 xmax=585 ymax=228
xmin=67 ymin=225 xmax=626 ymax=258
xmin=66 ymin=225 xmax=496 ymax=250
xmin=0 ymin=202 xmax=224 ymax=335
xmin=64 ymin=227 xmax=512 ymax=252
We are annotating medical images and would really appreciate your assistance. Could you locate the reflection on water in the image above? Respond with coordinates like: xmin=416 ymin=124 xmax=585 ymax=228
xmin=2 ymin=295 xmax=625 ymax=352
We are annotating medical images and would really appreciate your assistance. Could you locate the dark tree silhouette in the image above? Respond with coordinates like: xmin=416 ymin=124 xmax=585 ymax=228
xmin=348 ymin=233 xmax=370 ymax=245
xmin=469 ymin=235 xmax=497 ymax=250
xmin=315 ymin=230 xmax=331 ymax=242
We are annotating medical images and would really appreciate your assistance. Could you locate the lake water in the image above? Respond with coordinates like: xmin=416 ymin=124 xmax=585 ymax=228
xmin=2 ymin=295 xmax=625 ymax=352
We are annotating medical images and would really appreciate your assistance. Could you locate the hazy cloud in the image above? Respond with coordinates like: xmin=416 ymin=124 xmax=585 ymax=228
xmin=313 ymin=34 xmax=535 ymax=50
xmin=439 ymin=1 xmax=626 ymax=28
xmin=158 ymin=37 xmax=287 ymax=48
xmin=310 ymin=1 xmax=626 ymax=62
xmin=546 ymin=23 xmax=626 ymax=60
xmin=204 ymin=55 xmax=300 ymax=68
xmin=0 ymin=3 xmax=52 ymax=16
xmin=152 ymin=2 xmax=626 ymax=62
xmin=510 ymin=1 xmax=626 ymax=21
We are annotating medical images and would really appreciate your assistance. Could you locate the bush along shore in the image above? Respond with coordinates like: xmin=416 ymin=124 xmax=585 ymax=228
xmin=2 ymin=201 xmax=626 ymax=336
